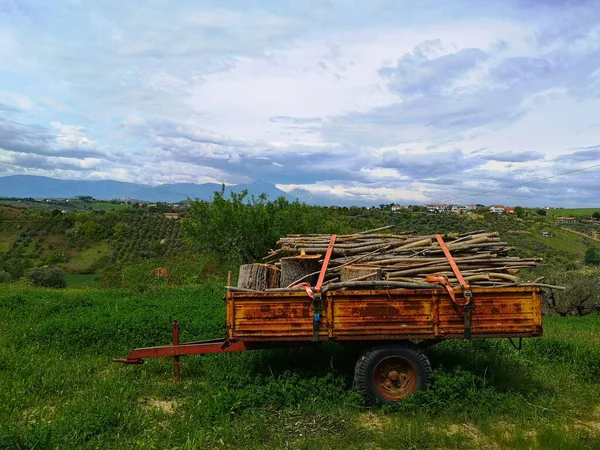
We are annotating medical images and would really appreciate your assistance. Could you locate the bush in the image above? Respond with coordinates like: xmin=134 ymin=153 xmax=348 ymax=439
xmin=0 ymin=270 xmax=11 ymax=283
xmin=183 ymin=188 xmax=335 ymax=266
xmin=25 ymin=267 xmax=67 ymax=289
xmin=541 ymin=268 xmax=600 ymax=316
xmin=584 ymin=246 xmax=600 ymax=266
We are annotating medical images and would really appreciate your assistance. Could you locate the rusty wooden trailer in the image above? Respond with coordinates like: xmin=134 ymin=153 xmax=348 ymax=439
xmin=115 ymin=285 xmax=543 ymax=405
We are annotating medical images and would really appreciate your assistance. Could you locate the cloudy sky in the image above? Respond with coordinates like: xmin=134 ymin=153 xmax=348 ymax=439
xmin=1 ymin=0 xmax=599 ymax=206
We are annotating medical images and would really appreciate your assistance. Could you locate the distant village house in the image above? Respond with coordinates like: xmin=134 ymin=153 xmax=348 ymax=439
xmin=450 ymin=205 xmax=467 ymax=214
xmin=164 ymin=212 xmax=179 ymax=220
xmin=556 ymin=217 xmax=578 ymax=225
xmin=426 ymin=203 xmax=447 ymax=213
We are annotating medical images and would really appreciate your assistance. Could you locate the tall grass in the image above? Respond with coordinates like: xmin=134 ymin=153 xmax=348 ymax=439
xmin=1 ymin=285 xmax=599 ymax=449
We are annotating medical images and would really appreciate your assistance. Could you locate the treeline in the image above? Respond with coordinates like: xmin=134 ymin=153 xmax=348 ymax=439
xmin=2 ymin=193 xmax=600 ymax=316
xmin=182 ymin=190 xmax=373 ymax=265
xmin=181 ymin=189 xmax=547 ymax=267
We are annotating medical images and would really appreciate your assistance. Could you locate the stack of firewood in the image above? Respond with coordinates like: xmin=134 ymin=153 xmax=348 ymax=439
xmin=233 ymin=226 xmax=553 ymax=292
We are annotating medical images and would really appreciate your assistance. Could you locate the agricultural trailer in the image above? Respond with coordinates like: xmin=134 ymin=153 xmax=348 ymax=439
xmin=115 ymin=235 xmax=543 ymax=405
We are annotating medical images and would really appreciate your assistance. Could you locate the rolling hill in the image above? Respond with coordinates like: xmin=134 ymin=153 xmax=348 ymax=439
xmin=0 ymin=175 xmax=296 ymax=203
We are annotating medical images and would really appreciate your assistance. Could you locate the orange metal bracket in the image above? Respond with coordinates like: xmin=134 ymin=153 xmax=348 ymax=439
xmin=293 ymin=234 xmax=337 ymax=299
xmin=434 ymin=234 xmax=474 ymax=339
xmin=426 ymin=274 xmax=456 ymax=302
xmin=434 ymin=234 xmax=470 ymax=293
xmin=315 ymin=234 xmax=337 ymax=293
xmin=312 ymin=234 xmax=337 ymax=341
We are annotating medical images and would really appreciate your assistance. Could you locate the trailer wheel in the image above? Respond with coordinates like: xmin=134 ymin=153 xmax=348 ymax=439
xmin=354 ymin=343 xmax=431 ymax=406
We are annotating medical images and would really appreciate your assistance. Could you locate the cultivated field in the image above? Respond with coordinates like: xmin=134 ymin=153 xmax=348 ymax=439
xmin=1 ymin=285 xmax=599 ymax=449
xmin=546 ymin=208 xmax=599 ymax=217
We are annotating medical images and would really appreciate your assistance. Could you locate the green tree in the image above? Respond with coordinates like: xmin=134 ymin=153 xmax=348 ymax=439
xmin=584 ymin=247 xmax=600 ymax=266
xmin=0 ymin=257 xmax=32 ymax=279
xmin=542 ymin=269 xmax=600 ymax=316
xmin=514 ymin=206 xmax=525 ymax=218
xmin=183 ymin=187 xmax=336 ymax=266
xmin=26 ymin=267 xmax=67 ymax=288
xmin=0 ymin=270 xmax=11 ymax=283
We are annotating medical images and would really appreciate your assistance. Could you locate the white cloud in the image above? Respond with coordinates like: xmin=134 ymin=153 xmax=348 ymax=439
xmin=278 ymin=182 xmax=429 ymax=203
xmin=359 ymin=167 xmax=409 ymax=180
xmin=51 ymin=122 xmax=99 ymax=150
xmin=1 ymin=1 xmax=600 ymax=205
xmin=0 ymin=91 xmax=35 ymax=110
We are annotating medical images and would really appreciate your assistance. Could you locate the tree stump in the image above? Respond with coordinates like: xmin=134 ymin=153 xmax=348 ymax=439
xmin=340 ymin=265 xmax=381 ymax=282
xmin=280 ymin=254 xmax=321 ymax=288
xmin=237 ymin=264 xmax=281 ymax=291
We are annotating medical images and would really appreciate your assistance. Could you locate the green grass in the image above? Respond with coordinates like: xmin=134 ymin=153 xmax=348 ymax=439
xmin=93 ymin=202 xmax=130 ymax=211
xmin=505 ymin=226 xmax=594 ymax=265
xmin=65 ymin=274 xmax=101 ymax=288
xmin=546 ymin=208 xmax=600 ymax=217
xmin=1 ymin=285 xmax=599 ymax=449
xmin=61 ymin=243 xmax=111 ymax=273
xmin=0 ymin=231 xmax=18 ymax=252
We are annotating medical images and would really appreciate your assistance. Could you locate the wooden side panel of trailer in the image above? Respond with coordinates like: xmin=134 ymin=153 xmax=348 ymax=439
xmin=226 ymin=286 xmax=542 ymax=341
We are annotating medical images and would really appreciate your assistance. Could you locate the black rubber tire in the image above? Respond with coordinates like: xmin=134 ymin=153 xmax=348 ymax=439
xmin=353 ymin=342 xmax=432 ymax=406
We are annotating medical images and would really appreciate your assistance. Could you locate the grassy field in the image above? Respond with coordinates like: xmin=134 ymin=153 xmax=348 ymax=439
xmin=65 ymin=273 xmax=101 ymax=288
xmin=93 ymin=202 xmax=130 ymax=211
xmin=61 ymin=243 xmax=112 ymax=274
xmin=1 ymin=285 xmax=599 ymax=449
xmin=546 ymin=208 xmax=600 ymax=217
xmin=0 ymin=231 xmax=19 ymax=252
xmin=505 ymin=226 xmax=599 ymax=265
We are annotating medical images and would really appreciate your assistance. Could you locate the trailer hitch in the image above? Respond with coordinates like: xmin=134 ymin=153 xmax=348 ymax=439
xmin=113 ymin=357 xmax=144 ymax=364
xmin=113 ymin=320 xmax=249 ymax=381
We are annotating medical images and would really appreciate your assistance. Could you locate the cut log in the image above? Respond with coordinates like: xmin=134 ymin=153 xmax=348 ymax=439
xmin=237 ymin=264 xmax=281 ymax=291
xmin=340 ymin=265 xmax=382 ymax=282
xmin=256 ymin=228 xmax=547 ymax=290
xmin=280 ymin=256 xmax=320 ymax=288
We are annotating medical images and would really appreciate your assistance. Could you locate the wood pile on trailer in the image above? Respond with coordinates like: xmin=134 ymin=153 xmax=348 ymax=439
xmin=233 ymin=226 xmax=555 ymax=292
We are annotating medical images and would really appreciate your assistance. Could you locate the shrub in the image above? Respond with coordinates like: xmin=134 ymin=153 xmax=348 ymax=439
xmin=584 ymin=246 xmax=600 ymax=266
xmin=541 ymin=268 xmax=600 ymax=316
xmin=183 ymin=188 xmax=336 ymax=266
xmin=25 ymin=267 xmax=67 ymax=289
xmin=0 ymin=270 xmax=11 ymax=283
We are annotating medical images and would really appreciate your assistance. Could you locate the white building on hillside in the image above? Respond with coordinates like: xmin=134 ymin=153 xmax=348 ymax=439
xmin=426 ymin=203 xmax=447 ymax=213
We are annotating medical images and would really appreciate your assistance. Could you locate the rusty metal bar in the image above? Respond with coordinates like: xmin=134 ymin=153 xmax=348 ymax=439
xmin=173 ymin=320 xmax=181 ymax=382
xmin=113 ymin=339 xmax=249 ymax=364
xmin=315 ymin=234 xmax=337 ymax=293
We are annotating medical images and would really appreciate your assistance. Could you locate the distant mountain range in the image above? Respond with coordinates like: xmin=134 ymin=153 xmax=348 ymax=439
xmin=0 ymin=175 xmax=298 ymax=203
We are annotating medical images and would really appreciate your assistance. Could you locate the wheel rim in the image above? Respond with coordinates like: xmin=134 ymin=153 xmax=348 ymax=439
xmin=372 ymin=356 xmax=418 ymax=401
